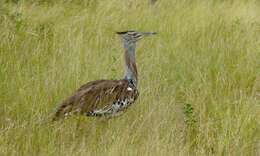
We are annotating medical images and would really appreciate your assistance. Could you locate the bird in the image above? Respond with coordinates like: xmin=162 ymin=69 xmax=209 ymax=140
xmin=52 ymin=30 xmax=157 ymax=121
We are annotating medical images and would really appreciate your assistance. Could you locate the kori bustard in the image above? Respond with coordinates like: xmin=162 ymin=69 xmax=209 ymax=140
xmin=52 ymin=31 xmax=157 ymax=121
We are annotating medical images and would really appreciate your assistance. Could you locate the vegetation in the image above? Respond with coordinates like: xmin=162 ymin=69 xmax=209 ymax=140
xmin=0 ymin=0 xmax=259 ymax=155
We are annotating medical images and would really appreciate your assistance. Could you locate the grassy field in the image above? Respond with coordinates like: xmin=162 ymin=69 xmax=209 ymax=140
xmin=0 ymin=0 xmax=259 ymax=155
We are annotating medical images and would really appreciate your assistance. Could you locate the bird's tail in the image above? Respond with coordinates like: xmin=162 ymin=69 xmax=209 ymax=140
xmin=51 ymin=102 xmax=76 ymax=121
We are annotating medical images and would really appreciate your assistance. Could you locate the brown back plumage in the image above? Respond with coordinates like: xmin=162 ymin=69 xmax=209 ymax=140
xmin=52 ymin=79 xmax=138 ymax=120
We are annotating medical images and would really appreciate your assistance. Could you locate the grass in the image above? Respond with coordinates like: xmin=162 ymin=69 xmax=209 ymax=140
xmin=0 ymin=0 xmax=259 ymax=155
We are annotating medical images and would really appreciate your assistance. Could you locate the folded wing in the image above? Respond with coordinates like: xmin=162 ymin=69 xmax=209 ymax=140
xmin=52 ymin=79 xmax=138 ymax=120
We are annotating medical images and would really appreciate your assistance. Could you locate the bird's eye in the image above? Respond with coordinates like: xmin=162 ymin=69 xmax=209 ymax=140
xmin=133 ymin=33 xmax=142 ymax=39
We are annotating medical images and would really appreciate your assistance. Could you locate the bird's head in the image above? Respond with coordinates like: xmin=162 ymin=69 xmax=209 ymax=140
xmin=116 ymin=30 xmax=157 ymax=44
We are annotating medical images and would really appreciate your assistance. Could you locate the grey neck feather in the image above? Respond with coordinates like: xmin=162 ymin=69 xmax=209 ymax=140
xmin=123 ymin=41 xmax=138 ymax=87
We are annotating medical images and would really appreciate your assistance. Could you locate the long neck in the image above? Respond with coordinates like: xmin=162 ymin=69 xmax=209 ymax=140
xmin=123 ymin=42 xmax=138 ymax=87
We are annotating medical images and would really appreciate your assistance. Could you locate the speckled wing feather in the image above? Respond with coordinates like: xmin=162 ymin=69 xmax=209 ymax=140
xmin=52 ymin=79 xmax=138 ymax=120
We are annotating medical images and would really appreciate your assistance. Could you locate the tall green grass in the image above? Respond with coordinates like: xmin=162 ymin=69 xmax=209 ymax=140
xmin=0 ymin=0 xmax=259 ymax=155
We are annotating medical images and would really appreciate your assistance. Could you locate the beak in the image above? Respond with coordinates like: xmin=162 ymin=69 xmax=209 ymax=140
xmin=141 ymin=32 xmax=157 ymax=36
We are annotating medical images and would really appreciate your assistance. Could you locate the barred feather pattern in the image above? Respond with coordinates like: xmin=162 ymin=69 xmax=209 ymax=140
xmin=52 ymin=79 xmax=139 ymax=120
